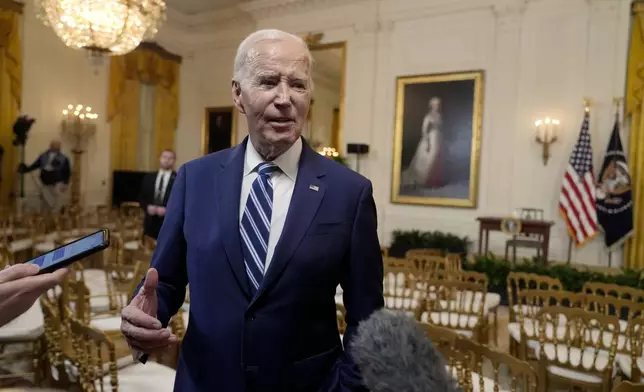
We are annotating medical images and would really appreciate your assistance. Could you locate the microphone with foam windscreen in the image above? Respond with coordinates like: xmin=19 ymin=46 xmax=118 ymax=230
xmin=350 ymin=309 xmax=463 ymax=392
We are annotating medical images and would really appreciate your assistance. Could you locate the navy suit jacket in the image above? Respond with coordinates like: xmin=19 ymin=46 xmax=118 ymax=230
xmin=142 ymin=137 xmax=384 ymax=392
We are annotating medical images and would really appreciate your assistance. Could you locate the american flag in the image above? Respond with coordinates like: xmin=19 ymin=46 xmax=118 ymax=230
xmin=558 ymin=110 xmax=599 ymax=246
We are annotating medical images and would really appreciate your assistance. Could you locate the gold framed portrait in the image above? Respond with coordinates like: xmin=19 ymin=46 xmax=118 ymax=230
xmin=391 ymin=70 xmax=484 ymax=208
xmin=201 ymin=106 xmax=238 ymax=155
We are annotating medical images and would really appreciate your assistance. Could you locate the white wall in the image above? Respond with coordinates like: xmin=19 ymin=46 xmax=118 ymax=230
xmin=181 ymin=0 xmax=631 ymax=266
xmin=18 ymin=1 xmax=194 ymax=207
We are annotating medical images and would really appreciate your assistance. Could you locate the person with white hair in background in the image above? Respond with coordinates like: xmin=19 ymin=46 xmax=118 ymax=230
xmin=120 ymin=29 xmax=384 ymax=391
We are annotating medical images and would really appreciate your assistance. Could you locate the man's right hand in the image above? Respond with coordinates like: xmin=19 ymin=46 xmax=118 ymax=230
xmin=147 ymin=205 xmax=158 ymax=216
xmin=120 ymin=268 xmax=177 ymax=355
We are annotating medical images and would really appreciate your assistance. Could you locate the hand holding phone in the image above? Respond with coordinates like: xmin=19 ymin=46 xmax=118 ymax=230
xmin=26 ymin=229 xmax=109 ymax=274
xmin=121 ymin=268 xmax=178 ymax=355
xmin=0 ymin=264 xmax=68 ymax=327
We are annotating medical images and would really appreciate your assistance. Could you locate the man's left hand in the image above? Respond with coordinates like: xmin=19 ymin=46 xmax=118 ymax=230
xmin=157 ymin=207 xmax=166 ymax=217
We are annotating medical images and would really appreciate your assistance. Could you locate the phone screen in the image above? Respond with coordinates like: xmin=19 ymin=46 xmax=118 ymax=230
xmin=27 ymin=230 xmax=106 ymax=270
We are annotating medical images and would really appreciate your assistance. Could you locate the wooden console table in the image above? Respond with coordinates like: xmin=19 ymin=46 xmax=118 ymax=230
xmin=476 ymin=217 xmax=555 ymax=262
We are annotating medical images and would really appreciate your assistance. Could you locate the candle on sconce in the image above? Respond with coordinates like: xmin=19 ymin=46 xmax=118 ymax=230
xmin=534 ymin=116 xmax=560 ymax=165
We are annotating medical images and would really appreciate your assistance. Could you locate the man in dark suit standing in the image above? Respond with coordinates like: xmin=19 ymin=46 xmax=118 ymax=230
xmin=120 ymin=29 xmax=384 ymax=391
xmin=139 ymin=149 xmax=176 ymax=239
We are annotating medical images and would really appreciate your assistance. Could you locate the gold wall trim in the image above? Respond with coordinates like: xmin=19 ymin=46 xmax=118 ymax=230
xmin=139 ymin=41 xmax=182 ymax=64
xmin=308 ymin=40 xmax=347 ymax=153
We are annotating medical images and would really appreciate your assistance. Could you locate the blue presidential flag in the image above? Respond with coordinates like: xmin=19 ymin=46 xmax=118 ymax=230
xmin=596 ymin=119 xmax=634 ymax=248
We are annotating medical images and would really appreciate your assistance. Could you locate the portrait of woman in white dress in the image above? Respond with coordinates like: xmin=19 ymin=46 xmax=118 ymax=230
xmin=401 ymin=97 xmax=445 ymax=189
xmin=391 ymin=70 xmax=484 ymax=207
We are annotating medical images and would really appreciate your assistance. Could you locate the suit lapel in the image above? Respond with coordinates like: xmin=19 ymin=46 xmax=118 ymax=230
xmin=252 ymin=142 xmax=326 ymax=305
xmin=217 ymin=141 xmax=252 ymax=299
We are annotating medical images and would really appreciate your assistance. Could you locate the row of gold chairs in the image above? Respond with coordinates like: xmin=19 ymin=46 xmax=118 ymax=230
xmin=507 ymin=272 xmax=644 ymax=391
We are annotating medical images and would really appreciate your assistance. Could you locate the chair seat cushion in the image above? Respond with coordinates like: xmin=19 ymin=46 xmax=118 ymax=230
xmin=9 ymin=238 xmax=33 ymax=253
xmin=107 ymin=361 xmax=176 ymax=391
xmin=420 ymin=311 xmax=479 ymax=332
xmin=90 ymin=315 xmax=122 ymax=332
xmin=0 ymin=301 xmax=44 ymax=341
xmin=35 ymin=241 xmax=56 ymax=253
xmin=526 ymin=340 xmax=615 ymax=383
xmin=124 ymin=241 xmax=140 ymax=250
xmin=384 ymin=295 xmax=420 ymax=311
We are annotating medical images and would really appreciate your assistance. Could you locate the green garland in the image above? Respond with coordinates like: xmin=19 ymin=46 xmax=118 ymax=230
xmin=387 ymin=229 xmax=643 ymax=293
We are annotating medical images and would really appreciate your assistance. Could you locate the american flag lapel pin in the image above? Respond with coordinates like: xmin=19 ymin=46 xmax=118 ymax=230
xmin=309 ymin=185 xmax=319 ymax=191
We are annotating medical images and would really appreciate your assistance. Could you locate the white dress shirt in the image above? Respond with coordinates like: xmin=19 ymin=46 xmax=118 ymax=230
xmin=239 ymin=138 xmax=302 ymax=270
xmin=155 ymin=169 xmax=172 ymax=203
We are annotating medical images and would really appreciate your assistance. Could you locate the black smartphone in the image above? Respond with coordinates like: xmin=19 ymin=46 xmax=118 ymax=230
xmin=24 ymin=229 xmax=110 ymax=274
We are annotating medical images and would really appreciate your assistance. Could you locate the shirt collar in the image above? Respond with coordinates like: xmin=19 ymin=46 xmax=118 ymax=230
xmin=159 ymin=169 xmax=172 ymax=176
xmin=244 ymin=137 xmax=302 ymax=181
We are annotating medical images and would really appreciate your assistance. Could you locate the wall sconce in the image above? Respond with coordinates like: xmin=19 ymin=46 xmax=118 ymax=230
xmin=534 ymin=117 xmax=559 ymax=165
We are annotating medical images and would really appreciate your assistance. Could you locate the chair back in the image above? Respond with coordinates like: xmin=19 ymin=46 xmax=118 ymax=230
xmin=507 ymin=272 xmax=563 ymax=321
xmin=68 ymin=314 xmax=118 ymax=392
xmin=456 ymin=336 xmax=538 ymax=392
xmin=583 ymin=282 xmax=644 ymax=303
xmin=613 ymin=382 xmax=644 ymax=392
xmin=535 ymin=306 xmax=620 ymax=382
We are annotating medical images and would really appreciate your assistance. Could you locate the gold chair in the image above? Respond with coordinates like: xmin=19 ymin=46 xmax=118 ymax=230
xmin=405 ymin=248 xmax=442 ymax=257
xmin=616 ymin=317 xmax=644 ymax=383
xmin=421 ymin=322 xmax=468 ymax=390
xmin=455 ymin=270 xmax=500 ymax=345
xmin=583 ymin=282 xmax=644 ymax=303
xmin=507 ymin=272 xmax=563 ymax=356
xmin=456 ymin=335 xmax=539 ymax=392
xmin=336 ymin=303 xmax=347 ymax=335
xmin=421 ymin=278 xmax=487 ymax=342
xmin=383 ymin=259 xmax=424 ymax=318
xmin=68 ymin=313 xmax=176 ymax=391
xmin=509 ymin=289 xmax=585 ymax=361
xmin=614 ymin=381 xmax=644 ymax=391
xmin=534 ymin=306 xmax=619 ymax=392
xmin=507 ymin=272 xmax=563 ymax=322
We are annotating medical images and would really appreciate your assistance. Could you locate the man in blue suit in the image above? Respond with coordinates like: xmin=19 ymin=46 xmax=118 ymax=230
xmin=120 ymin=29 xmax=384 ymax=391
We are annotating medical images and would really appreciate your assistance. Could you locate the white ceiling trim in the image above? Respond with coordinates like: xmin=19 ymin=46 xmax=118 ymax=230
xmin=164 ymin=0 xmax=365 ymax=33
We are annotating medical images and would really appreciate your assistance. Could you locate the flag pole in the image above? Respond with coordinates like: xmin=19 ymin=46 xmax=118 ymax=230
xmin=613 ymin=97 xmax=623 ymax=121
xmin=567 ymin=237 xmax=573 ymax=264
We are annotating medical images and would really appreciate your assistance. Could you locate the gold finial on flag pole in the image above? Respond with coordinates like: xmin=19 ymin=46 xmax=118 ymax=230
xmin=613 ymin=97 xmax=624 ymax=118
xmin=583 ymin=97 xmax=592 ymax=113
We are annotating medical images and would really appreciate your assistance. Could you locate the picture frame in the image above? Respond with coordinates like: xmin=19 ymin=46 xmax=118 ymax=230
xmin=201 ymin=106 xmax=237 ymax=155
xmin=391 ymin=70 xmax=484 ymax=208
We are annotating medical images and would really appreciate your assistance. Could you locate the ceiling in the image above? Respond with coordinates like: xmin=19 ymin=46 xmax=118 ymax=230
xmin=165 ymin=0 xmax=244 ymax=15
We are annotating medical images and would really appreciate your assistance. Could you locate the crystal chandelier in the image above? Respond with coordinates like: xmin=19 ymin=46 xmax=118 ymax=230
xmin=35 ymin=0 xmax=167 ymax=59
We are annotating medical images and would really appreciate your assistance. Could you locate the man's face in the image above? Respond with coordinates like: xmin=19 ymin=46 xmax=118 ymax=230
xmin=50 ymin=141 xmax=61 ymax=151
xmin=232 ymin=39 xmax=311 ymax=158
xmin=159 ymin=151 xmax=175 ymax=170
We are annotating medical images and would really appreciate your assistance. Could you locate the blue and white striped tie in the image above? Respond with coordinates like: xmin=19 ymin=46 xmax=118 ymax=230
xmin=241 ymin=162 xmax=279 ymax=293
